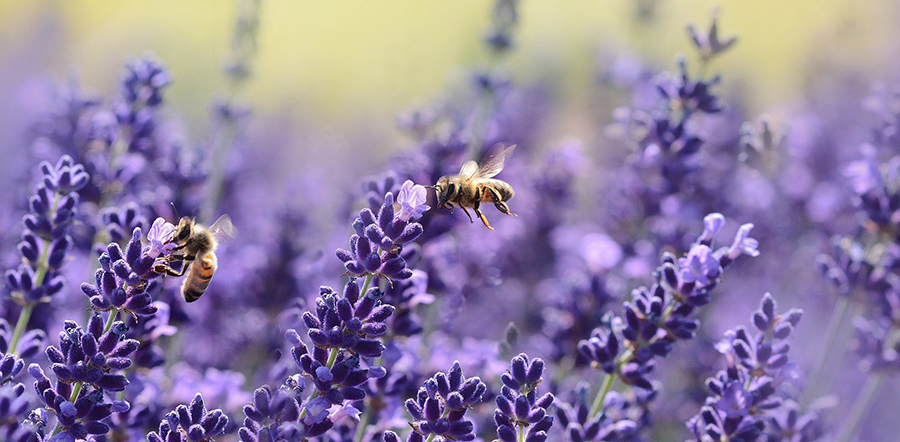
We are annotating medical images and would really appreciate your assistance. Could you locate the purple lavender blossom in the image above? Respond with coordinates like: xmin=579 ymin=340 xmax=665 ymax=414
xmin=302 ymin=281 xmax=394 ymax=358
xmin=100 ymin=202 xmax=147 ymax=245
xmin=336 ymin=192 xmax=424 ymax=282
xmin=147 ymin=394 xmax=228 ymax=442
xmin=494 ymin=354 xmax=554 ymax=442
xmin=686 ymin=8 xmax=738 ymax=62
xmin=385 ymin=361 xmax=487 ymax=442
xmin=686 ymin=293 xmax=803 ymax=441
xmin=5 ymin=156 xmax=88 ymax=306
xmin=80 ymin=227 xmax=164 ymax=318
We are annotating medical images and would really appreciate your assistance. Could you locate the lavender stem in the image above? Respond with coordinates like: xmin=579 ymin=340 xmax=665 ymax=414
xmin=835 ymin=372 xmax=884 ymax=442
xmin=801 ymin=295 xmax=850 ymax=408
xmin=8 ymin=305 xmax=34 ymax=356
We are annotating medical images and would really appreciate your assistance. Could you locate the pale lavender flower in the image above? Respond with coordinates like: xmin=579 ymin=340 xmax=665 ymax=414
xmin=396 ymin=180 xmax=430 ymax=222
xmin=699 ymin=212 xmax=726 ymax=243
xmin=678 ymin=244 xmax=720 ymax=286
xmin=146 ymin=217 xmax=176 ymax=259
xmin=725 ymin=223 xmax=760 ymax=260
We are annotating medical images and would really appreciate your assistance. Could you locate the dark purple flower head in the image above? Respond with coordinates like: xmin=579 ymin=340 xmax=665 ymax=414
xmin=495 ymin=354 xmax=554 ymax=442
xmin=238 ymin=384 xmax=305 ymax=442
xmin=556 ymin=384 xmax=637 ymax=442
xmin=100 ymin=202 xmax=147 ymax=245
xmin=0 ymin=383 xmax=42 ymax=442
xmin=387 ymin=361 xmax=487 ymax=442
xmin=41 ymin=314 xmax=138 ymax=390
xmin=284 ymin=327 xmax=384 ymax=436
xmin=119 ymin=56 xmax=171 ymax=109
xmin=29 ymin=363 xmax=130 ymax=439
xmin=302 ymin=280 xmax=394 ymax=358
xmin=147 ymin=394 xmax=228 ymax=442
xmin=686 ymin=8 xmax=738 ymax=62
xmin=656 ymin=58 xmax=723 ymax=115
xmin=80 ymin=227 xmax=164 ymax=318
xmin=336 ymin=191 xmax=425 ymax=282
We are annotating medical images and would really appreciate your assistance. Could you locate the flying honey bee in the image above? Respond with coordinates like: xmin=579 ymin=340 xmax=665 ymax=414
xmin=432 ymin=144 xmax=517 ymax=230
xmin=153 ymin=215 xmax=235 ymax=302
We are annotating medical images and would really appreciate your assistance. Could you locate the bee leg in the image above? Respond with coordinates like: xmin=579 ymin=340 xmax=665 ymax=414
xmin=460 ymin=206 xmax=475 ymax=224
xmin=474 ymin=207 xmax=494 ymax=230
xmin=487 ymin=187 xmax=517 ymax=217
xmin=165 ymin=254 xmax=196 ymax=263
xmin=153 ymin=262 xmax=188 ymax=277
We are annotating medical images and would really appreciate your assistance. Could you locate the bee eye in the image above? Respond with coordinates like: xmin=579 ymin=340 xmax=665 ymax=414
xmin=177 ymin=228 xmax=191 ymax=241
xmin=448 ymin=183 xmax=457 ymax=195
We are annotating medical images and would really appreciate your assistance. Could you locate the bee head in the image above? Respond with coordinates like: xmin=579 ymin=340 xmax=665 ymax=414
xmin=433 ymin=177 xmax=457 ymax=208
xmin=174 ymin=217 xmax=195 ymax=242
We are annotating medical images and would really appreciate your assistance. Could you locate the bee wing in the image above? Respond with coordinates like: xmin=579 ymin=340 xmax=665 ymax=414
xmin=473 ymin=144 xmax=516 ymax=179
xmin=208 ymin=214 xmax=237 ymax=242
xmin=458 ymin=160 xmax=479 ymax=178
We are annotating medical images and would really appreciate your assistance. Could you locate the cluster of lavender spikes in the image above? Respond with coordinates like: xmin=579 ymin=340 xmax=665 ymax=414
xmin=575 ymin=213 xmax=759 ymax=434
xmin=686 ymin=293 xmax=805 ymax=441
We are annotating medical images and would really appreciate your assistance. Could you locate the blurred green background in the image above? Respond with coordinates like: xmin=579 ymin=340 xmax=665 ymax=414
xmin=1 ymin=0 xmax=898 ymax=153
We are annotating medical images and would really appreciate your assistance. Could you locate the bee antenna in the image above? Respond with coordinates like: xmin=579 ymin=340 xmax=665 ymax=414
xmin=170 ymin=202 xmax=179 ymax=220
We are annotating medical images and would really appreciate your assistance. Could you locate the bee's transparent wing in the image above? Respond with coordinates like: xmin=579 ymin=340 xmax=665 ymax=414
xmin=209 ymin=214 xmax=237 ymax=243
xmin=473 ymin=144 xmax=516 ymax=179
xmin=459 ymin=160 xmax=479 ymax=178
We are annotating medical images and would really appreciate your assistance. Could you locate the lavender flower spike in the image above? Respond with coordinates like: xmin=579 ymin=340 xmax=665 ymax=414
xmin=147 ymin=394 xmax=229 ymax=442
xmin=385 ymin=361 xmax=487 ymax=442
xmin=495 ymin=354 xmax=554 ymax=442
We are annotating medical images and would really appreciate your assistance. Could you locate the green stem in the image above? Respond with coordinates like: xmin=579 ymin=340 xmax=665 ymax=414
xmin=801 ymin=296 xmax=850 ymax=408
xmin=359 ymin=274 xmax=374 ymax=297
xmin=835 ymin=373 xmax=884 ymax=442
xmin=104 ymin=310 xmax=119 ymax=334
xmin=590 ymin=372 xmax=616 ymax=417
xmin=589 ymin=297 xmax=679 ymax=419
xmin=200 ymin=120 xmax=237 ymax=224
xmin=8 ymin=305 xmax=34 ymax=356
xmin=517 ymin=424 xmax=526 ymax=442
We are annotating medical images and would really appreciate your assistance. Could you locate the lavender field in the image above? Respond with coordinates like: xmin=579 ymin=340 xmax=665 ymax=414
xmin=1 ymin=1 xmax=899 ymax=441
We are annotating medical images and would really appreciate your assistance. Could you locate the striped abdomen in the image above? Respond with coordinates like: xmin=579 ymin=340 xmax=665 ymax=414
xmin=181 ymin=252 xmax=218 ymax=302
xmin=480 ymin=179 xmax=515 ymax=202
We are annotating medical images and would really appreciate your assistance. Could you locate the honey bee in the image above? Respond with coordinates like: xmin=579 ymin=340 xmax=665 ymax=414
xmin=432 ymin=144 xmax=517 ymax=230
xmin=153 ymin=215 xmax=235 ymax=302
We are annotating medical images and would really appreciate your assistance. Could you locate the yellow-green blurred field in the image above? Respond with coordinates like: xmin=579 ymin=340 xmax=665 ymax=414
xmin=1 ymin=0 xmax=897 ymax=140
